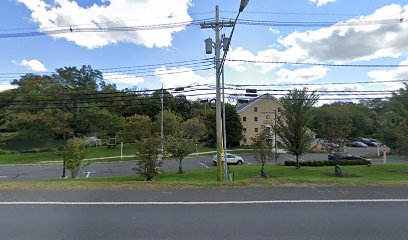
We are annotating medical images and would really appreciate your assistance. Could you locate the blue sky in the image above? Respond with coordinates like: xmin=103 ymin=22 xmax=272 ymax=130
xmin=0 ymin=0 xmax=407 ymax=103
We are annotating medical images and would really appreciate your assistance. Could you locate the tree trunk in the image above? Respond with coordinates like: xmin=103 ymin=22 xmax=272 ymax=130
xmin=334 ymin=158 xmax=343 ymax=177
xmin=296 ymin=155 xmax=300 ymax=169
xmin=178 ymin=160 xmax=183 ymax=174
xmin=260 ymin=161 xmax=267 ymax=178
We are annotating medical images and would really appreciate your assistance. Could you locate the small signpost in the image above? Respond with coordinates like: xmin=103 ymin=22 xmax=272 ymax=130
xmin=382 ymin=145 xmax=387 ymax=164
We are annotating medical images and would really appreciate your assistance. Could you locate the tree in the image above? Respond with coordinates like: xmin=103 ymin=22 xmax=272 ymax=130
xmin=117 ymin=115 xmax=152 ymax=142
xmin=60 ymin=138 xmax=89 ymax=178
xmin=152 ymin=110 xmax=182 ymax=136
xmin=274 ymin=88 xmax=319 ymax=169
xmin=379 ymin=83 xmax=408 ymax=154
xmin=134 ymin=138 xmax=162 ymax=181
xmin=165 ymin=134 xmax=195 ymax=174
xmin=181 ymin=117 xmax=207 ymax=140
xmin=321 ymin=116 xmax=352 ymax=177
xmin=204 ymin=104 xmax=243 ymax=147
xmin=252 ymin=129 xmax=274 ymax=178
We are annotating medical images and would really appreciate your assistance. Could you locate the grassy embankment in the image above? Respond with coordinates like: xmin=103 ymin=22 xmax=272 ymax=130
xmin=1 ymin=164 xmax=407 ymax=190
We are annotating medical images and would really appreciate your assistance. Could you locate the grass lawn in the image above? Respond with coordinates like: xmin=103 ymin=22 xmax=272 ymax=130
xmin=0 ymin=143 xmax=138 ymax=164
xmin=1 ymin=164 xmax=407 ymax=190
xmin=0 ymin=142 xmax=254 ymax=165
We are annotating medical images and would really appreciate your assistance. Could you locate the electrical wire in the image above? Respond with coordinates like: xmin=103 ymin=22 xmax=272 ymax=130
xmin=225 ymin=59 xmax=408 ymax=68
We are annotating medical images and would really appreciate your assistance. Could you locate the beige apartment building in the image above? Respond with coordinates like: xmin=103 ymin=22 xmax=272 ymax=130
xmin=237 ymin=94 xmax=282 ymax=146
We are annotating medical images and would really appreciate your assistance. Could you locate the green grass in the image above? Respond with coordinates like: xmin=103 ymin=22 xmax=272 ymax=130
xmin=73 ymin=164 xmax=408 ymax=186
xmin=0 ymin=143 xmax=254 ymax=165
xmin=0 ymin=143 xmax=138 ymax=165
xmin=2 ymin=164 xmax=406 ymax=191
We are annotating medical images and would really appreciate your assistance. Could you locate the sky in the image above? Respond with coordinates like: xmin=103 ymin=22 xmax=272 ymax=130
xmin=0 ymin=0 xmax=407 ymax=103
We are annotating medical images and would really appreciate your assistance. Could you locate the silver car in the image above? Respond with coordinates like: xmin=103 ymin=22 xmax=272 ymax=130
xmin=212 ymin=153 xmax=244 ymax=165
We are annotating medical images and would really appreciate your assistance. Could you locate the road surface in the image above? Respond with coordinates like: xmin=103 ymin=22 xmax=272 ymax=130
xmin=0 ymin=186 xmax=407 ymax=240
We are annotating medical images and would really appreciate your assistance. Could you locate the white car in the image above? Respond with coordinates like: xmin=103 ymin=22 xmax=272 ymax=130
xmin=212 ymin=154 xmax=244 ymax=165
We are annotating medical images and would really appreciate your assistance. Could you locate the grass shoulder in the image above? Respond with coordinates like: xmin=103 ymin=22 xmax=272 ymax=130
xmin=1 ymin=164 xmax=407 ymax=190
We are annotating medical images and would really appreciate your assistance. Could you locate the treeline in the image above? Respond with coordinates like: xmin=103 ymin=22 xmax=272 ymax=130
xmin=310 ymin=84 xmax=408 ymax=154
xmin=0 ymin=65 xmax=243 ymax=149
xmin=0 ymin=65 xmax=407 ymax=154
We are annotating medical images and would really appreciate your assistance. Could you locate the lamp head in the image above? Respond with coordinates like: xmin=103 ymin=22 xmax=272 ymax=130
xmin=239 ymin=0 xmax=249 ymax=12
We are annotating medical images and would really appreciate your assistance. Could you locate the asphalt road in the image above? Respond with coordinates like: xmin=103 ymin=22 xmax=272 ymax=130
xmin=0 ymin=187 xmax=407 ymax=240
xmin=0 ymin=147 xmax=406 ymax=181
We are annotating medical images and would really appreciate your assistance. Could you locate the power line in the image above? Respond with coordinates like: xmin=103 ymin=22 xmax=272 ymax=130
xmin=232 ymin=17 xmax=406 ymax=27
xmin=0 ymin=19 xmax=212 ymax=39
xmin=225 ymin=59 xmax=408 ymax=68
xmin=221 ymin=10 xmax=360 ymax=17
xmin=0 ymin=16 xmax=405 ymax=39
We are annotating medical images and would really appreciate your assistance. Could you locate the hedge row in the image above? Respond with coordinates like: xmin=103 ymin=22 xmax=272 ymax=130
xmin=284 ymin=160 xmax=371 ymax=167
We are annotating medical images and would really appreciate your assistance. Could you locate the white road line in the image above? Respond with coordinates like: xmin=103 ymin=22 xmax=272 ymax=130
xmin=199 ymin=163 xmax=209 ymax=168
xmin=0 ymin=199 xmax=407 ymax=205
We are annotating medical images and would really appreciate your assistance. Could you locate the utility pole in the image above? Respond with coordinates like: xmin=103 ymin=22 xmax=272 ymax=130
xmin=274 ymin=109 xmax=278 ymax=164
xmin=201 ymin=6 xmax=233 ymax=181
xmin=160 ymin=84 xmax=164 ymax=160
xmin=222 ymin=68 xmax=228 ymax=181
xmin=201 ymin=1 xmax=249 ymax=181
xmin=60 ymin=79 xmax=67 ymax=178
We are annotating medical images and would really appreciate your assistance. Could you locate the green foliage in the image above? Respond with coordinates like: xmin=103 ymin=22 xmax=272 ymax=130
xmin=117 ymin=114 xmax=152 ymax=142
xmin=252 ymin=129 xmax=275 ymax=178
xmin=181 ymin=117 xmax=207 ymax=140
xmin=134 ymin=138 xmax=162 ymax=181
xmin=61 ymin=138 xmax=89 ymax=178
xmin=274 ymin=88 xmax=319 ymax=169
xmin=378 ymin=84 xmax=408 ymax=154
xmin=284 ymin=160 xmax=371 ymax=167
xmin=152 ymin=110 xmax=182 ymax=136
xmin=204 ymin=104 xmax=243 ymax=147
xmin=311 ymin=102 xmax=377 ymax=138
xmin=165 ymin=134 xmax=195 ymax=174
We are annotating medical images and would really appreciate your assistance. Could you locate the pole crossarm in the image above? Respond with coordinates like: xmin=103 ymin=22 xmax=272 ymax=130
xmin=200 ymin=21 xmax=235 ymax=29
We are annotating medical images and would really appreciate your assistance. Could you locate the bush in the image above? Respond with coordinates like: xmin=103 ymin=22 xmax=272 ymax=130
xmin=284 ymin=160 xmax=371 ymax=167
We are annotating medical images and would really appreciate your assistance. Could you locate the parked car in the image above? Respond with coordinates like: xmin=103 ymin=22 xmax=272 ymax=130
xmin=350 ymin=141 xmax=368 ymax=148
xmin=364 ymin=141 xmax=379 ymax=147
xmin=213 ymin=153 xmax=244 ymax=165
xmin=325 ymin=142 xmax=340 ymax=149
xmin=328 ymin=153 xmax=369 ymax=161
xmin=83 ymin=136 xmax=103 ymax=146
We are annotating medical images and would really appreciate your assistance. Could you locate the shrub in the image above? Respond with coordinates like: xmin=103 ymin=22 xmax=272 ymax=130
xmin=284 ymin=160 xmax=370 ymax=167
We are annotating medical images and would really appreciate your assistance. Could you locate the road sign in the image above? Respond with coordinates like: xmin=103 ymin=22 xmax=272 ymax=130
xmin=382 ymin=145 xmax=387 ymax=153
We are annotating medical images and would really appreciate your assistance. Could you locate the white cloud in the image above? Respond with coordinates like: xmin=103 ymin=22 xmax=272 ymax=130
xmin=18 ymin=0 xmax=192 ymax=49
xmin=103 ymin=73 xmax=144 ymax=85
xmin=309 ymin=0 xmax=336 ymax=7
xmin=228 ymin=4 xmax=408 ymax=74
xmin=226 ymin=47 xmax=255 ymax=72
xmin=155 ymin=66 xmax=214 ymax=88
xmin=276 ymin=66 xmax=329 ymax=83
xmin=12 ymin=59 xmax=47 ymax=72
xmin=367 ymin=59 xmax=408 ymax=90
xmin=310 ymin=83 xmax=368 ymax=105
xmin=0 ymin=83 xmax=16 ymax=92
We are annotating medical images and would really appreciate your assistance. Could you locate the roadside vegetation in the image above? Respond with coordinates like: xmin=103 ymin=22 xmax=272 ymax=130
xmin=1 ymin=164 xmax=407 ymax=190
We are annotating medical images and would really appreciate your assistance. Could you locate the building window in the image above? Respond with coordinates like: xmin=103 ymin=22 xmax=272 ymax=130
xmin=261 ymin=125 xmax=265 ymax=129
xmin=255 ymin=128 xmax=258 ymax=133
xmin=254 ymin=107 xmax=258 ymax=112
xmin=243 ymin=138 xmax=247 ymax=144
xmin=243 ymin=116 xmax=246 ymax=122
xmin=254 ymin=117 xmax=258 ymax=122
xmin=243 ymin=128 xmax=247 ymax=132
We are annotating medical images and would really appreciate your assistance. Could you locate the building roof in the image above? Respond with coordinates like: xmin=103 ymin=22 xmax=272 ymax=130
xmin=236 ymin=93 xmax=280 ymax=113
